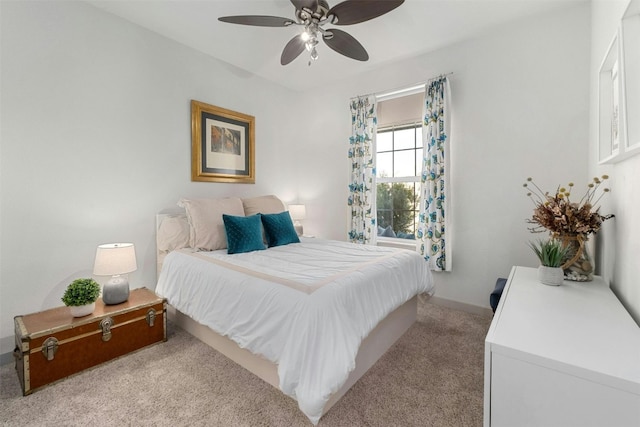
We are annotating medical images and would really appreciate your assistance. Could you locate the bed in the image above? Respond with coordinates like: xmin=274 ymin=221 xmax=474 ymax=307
xmin=155 ymin=195 xmax=435 ymax=424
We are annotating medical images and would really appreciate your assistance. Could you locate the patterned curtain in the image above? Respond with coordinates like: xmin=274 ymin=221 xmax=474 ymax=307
xmin=417 ymin=77 xmax=451 ymax=270
xmin=347 ymin=95 xmax=377 ymax=244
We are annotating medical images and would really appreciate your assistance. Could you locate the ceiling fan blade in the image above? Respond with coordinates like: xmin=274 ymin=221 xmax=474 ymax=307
xmin=323 ymin=29 xmax=369 ymax=61
xmin=290 ymin=0 xmax=319 ymax=11
xmin=281 ymin=35 xmax=306 ymax=65
xmin=218 ymin=15 xmax=295 ymax=27
xmin=329 ymin=0 xmax=404 ymax=25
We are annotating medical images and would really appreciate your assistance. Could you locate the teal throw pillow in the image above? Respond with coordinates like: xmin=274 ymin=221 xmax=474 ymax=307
xmin=222 ymin=214 xmax=266 ymax=254
xmin=380 ymin=225 xmax=396 ymax=238
xmin=261 ymin=211 xmax=300 ymax=247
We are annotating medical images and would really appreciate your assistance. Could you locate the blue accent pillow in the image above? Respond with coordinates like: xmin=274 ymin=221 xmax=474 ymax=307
xmin=260 ymin=211 xmax=300 ymax=247
xmin=380 ymin=225 xmax=396 ymax=238
xmin=397 ymin=232 xmax=416 ymax=240
xmin=222 ymin=214 xmax=266 ymax=254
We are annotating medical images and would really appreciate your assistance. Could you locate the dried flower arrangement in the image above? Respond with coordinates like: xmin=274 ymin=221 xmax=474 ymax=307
xmin=523 ymin=175 xmax=614 ymax=281
xmin=523 ymin=175 xmax=614 ymax=236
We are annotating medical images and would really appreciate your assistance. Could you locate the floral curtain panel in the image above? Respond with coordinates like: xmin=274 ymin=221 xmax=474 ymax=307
xmin=418 ymin=77 xmax=451 ymax=271
xmin=348 ymin=95 xmax=377 ymax=244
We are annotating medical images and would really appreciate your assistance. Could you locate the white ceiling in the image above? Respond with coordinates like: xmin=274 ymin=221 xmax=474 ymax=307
xmin=88 ymin=0 xmax=584 ymax=92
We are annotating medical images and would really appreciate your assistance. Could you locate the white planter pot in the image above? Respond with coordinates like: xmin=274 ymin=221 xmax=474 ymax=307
xmin=69 ymin=302 xmax=95 ymax=317
xmin=538 ymin=266 xmax=564 ymax=286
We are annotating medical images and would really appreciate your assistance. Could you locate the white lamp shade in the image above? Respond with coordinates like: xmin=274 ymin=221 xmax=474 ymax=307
xmin=93 ymin=243 xmax=137 ymax=276
xmin=288 ymin=204 xmax=306 ymax=221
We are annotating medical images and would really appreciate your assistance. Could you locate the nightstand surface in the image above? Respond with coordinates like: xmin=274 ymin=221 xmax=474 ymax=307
xmin=19 ymin=287 xmax=163 ymax=336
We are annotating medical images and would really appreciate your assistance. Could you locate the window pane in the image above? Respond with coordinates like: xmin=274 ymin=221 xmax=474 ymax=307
xmin=377 ymin=131 xmax=392 ymax=152
xmin=416 ymin=126 xmax=423 ymax=148
xmin=400 ymin=182 xmax=420 ymax=238
xmin=376 ymin=183 xmax=392 ymax=229
xmin=376 ymin=181 xmax=419 ymax=239
xmin=394 ymin=149 xmax=417 ymax=177
xmin=395 ymin=128 xmax=416 ymax=150
xmin=416 ymin=148 xmax=423 ymax=175
xmin=377 ymin=152 xmax=392 ymax=178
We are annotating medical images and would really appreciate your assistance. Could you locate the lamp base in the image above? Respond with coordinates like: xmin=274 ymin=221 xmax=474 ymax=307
xmin=102 ymin=275 xmax=129 ymax=305
xmin=294 ymin=222 xmax=303 ymax=237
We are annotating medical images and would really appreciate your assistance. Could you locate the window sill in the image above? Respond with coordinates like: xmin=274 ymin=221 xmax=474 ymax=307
xmin=376 ymin=236 xmax=417 ymax=251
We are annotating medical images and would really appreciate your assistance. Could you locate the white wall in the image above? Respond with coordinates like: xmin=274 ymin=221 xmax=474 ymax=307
xmin=284 ymin=3 xmax=592 ymax=308
xmin=0 ymin=1 xmax=301 ymax=355
xmin=590 ymin=0 xmax=640 ymax=324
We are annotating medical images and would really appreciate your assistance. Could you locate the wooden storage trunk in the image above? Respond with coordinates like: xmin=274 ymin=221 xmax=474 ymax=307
xmin=14 ymin=287 xmax=166 ymax=395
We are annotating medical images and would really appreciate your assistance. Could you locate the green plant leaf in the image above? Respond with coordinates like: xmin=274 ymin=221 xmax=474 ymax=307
xmin=61 ymin=278 xmax=101 ymax=306
xmin=528 ymin=239 xmax=571 ymax=268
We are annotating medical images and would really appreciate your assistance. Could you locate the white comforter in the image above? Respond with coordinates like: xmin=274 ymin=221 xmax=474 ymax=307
xmin=156 ymin=238 xmax=434 ymax=424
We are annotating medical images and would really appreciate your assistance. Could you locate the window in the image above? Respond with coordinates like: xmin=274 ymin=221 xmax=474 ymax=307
xmin=373 ymin=80 xmax=450 ymax=269
xmin=376 ymin=123 xmax=422 ymax=240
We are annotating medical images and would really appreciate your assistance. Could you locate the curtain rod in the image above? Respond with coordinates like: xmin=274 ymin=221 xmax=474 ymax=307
xmin=352 ymin=72 xmax=453 ymax=101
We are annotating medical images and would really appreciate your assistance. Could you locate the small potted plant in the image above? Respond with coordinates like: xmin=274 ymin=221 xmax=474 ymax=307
xmin=62 ymin=278 xmax=101 ymax=317
xmin=528 ymin=239 xmax=570 ymax=286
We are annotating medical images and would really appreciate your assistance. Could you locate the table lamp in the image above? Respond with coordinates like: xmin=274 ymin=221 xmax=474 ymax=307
xmin=93 ymin=243 xmax=137 ymax=305
xmin=288 ymin=204 xmax=306 ymax=236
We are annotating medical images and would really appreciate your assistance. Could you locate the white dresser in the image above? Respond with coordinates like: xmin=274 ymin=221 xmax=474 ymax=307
xmin=484 ymin=266 xmax=640 ymax=427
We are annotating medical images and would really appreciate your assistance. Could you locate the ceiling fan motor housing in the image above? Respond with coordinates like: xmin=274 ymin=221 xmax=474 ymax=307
xmin=296 ymin=0 xmax=330 ymax=23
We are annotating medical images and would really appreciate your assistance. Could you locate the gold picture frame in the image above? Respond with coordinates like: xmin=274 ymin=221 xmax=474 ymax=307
xmin=191 ymin=100 xmax=255 ymax=183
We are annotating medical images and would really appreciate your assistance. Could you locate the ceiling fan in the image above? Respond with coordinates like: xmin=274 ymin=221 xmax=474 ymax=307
xmin=218 ymin=0 xmax=405 ymax=65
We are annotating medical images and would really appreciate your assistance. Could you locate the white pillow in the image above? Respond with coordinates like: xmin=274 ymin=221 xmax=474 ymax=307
xmin=179 ymin=197 xmax=244 ymax=251
xmin=242 ymin=195 xmax=286 ymax=216
xmin=157 ymin=215 xmax=190 ymax=252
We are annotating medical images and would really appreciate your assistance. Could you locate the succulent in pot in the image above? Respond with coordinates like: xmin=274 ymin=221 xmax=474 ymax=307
xmin=528 ymin=239 xmax=570 ymax=286
xmin=62 ymin=278 xmax=101 ymax=317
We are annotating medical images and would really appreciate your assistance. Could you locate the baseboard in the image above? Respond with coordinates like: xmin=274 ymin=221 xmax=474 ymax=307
xmin=0 ymin=334 xmax=15 ymax=366
xmin=1 ymin=350 xmax=14 ymax=366
xmin=428 ymin=296 xmax=493 ymax=317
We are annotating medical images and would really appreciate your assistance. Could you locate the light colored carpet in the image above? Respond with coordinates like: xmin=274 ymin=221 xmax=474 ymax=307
xmin=0 ymin=302 xmax=491 ymax=427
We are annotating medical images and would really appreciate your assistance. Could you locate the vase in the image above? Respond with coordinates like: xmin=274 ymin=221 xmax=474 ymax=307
xmin=69 ymin=302 xmax=95 ymax=317
xmin=559 ymin=234 xmax=593 ymax=282
xmin=537 ymin=266 xmax=564 ymax=286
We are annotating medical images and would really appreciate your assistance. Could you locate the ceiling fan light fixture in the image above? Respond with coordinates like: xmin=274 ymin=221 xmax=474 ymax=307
xmin=305 ymin=37 xmax=318 ymax=51
xmin=220 ymin=0 xmax=405 ymax=65
xmin=310 ymin=47 xmax=319 ymax=61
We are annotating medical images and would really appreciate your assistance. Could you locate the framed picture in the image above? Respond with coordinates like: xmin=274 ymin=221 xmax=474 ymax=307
xmin=599 ymin=0 xmax=640 ymax=164
xmin=621 ymin=0 xmax=640 ymax=158
xmin=598 ymin=31 xmax=623 ymax=164
xmin=191 ymin=100 xmax=255 ymax=183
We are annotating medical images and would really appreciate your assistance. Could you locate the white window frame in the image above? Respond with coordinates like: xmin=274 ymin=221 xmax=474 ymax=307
xmin=375 ymin=122 xmax=422 ymax=249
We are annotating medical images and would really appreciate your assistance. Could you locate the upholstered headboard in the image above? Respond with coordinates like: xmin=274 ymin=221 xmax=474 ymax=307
xmin=156 ymin=208 xmax=189 ymax=278
xmin=155 ymin=195 xmax=288 ymax=279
